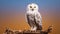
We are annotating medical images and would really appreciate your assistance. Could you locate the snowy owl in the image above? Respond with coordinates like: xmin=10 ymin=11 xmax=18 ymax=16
xmin=25 ymin=3 xmax=42 ymax=31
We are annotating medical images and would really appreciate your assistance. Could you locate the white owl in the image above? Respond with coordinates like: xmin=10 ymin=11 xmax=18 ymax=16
xmin=25 ymin=3 xmax=42 ymax=31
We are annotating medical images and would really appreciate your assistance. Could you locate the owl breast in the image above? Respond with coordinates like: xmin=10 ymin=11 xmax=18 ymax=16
xmin=29 ymin=14 xmax=35 ymax=21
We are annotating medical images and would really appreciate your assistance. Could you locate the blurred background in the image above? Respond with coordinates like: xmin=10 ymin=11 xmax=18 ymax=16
xmin=0 ymin=0 xmax=60 ymax=34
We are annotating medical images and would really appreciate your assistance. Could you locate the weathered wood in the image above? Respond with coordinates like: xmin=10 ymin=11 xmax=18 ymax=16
xmin=4 ymin=26 xmax=52 ymax=34
xmin=3 ymin=30 xmax=51 ymax=34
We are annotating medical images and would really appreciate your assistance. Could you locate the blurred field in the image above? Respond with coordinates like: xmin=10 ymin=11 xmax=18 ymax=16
xmin=0 ymin=12 xmax=60 ymax=34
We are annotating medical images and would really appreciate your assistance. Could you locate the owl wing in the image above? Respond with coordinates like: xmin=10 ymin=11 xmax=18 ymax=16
xmin=34 ymin=12 xmax=42 ymax=30
xmin=26 ymin=14 xmax=30 ymax=24
xmin=25 ymin=12 xmax=31 ymax=26
xmin=35 ymin=12 xmax=42 ymax=26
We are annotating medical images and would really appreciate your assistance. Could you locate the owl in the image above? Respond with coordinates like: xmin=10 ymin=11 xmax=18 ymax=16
xmin=25 ymin=3 xmax=42 ymax=31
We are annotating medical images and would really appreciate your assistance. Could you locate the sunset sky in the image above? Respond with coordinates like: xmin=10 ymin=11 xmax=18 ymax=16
xmin=0 ymin=0 xmax=60 ymax=34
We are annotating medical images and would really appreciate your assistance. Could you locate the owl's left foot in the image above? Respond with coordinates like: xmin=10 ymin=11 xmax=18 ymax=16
xmin=30 ymin=27 xmax=37 ymax=32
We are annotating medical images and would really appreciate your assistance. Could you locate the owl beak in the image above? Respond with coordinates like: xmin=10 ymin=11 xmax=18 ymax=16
xmin=32 ymin=9 xmax=34 ymax=11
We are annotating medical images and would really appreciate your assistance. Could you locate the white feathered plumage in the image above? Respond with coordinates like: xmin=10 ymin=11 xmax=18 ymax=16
xmin=25 ymin=3 xmax=42 ymax=31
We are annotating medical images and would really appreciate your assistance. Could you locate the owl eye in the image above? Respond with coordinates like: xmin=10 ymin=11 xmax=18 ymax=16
xmin=30 ymin=6 xmax=32 ymax=8
xmin=34 ymin=6 xmax=36 ymax=8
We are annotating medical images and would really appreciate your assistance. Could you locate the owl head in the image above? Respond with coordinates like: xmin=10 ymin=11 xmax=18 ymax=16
xmin=27 ymin=3 xmax=38 ymax=11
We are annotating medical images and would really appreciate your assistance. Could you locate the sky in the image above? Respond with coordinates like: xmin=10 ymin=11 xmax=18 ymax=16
xmin=0 ymin=0 xmax=60 ymax=34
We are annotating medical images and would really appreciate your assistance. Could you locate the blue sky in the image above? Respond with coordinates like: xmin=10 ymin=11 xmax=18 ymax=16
xmin=0 ymin=0 xmax=60 ymax=12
